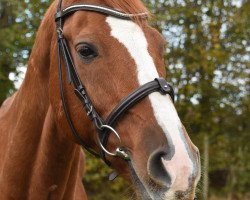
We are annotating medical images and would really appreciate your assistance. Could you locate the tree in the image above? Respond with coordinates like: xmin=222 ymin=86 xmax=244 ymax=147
xmin=0 ymin=0 xmax=17 ymax=104
xmin=144 ymin=0 xmax=250 ymax=198
xmin=0 ymin=0 xmax=52 ymax=104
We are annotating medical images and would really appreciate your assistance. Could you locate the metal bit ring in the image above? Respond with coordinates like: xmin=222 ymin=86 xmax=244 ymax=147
xmin=97 ymin=125 xmax=122 ymax=157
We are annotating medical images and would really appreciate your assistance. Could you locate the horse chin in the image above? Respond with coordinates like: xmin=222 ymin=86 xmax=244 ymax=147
xmin=134 ymin=183 xmax=195 ymax=200
xmin=130 ymin=163 xmax=195 ymax=200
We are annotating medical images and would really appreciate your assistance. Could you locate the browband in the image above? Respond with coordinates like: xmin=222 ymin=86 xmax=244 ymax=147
xmin=55 ymin=4 xmax=148 ymax=21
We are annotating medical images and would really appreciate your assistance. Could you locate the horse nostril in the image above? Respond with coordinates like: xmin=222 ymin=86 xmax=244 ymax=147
xmin=147 ymin=149 xmax=172 ymax=188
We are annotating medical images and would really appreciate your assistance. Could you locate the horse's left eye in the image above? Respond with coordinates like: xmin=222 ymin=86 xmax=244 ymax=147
xmin=77 ymin=43 xmax=98 ymax=61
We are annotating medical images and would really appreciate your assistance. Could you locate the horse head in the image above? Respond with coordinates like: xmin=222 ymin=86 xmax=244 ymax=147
xmin=48 ymin=0 xmax=201 ymax=199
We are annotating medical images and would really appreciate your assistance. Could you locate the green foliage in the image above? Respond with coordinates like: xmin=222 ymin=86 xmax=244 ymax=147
xmin=0 ymin=0 xmax=17 ymax=103
xmin=0 ymin=0 xmax=249 ymax=199
xmin=144 ymin=0 xmax=250 ymax=198
xmin=83 ymin=152 xmax=130 ymax=200
xmin=0 ymin=0 xmax=52 ymax=104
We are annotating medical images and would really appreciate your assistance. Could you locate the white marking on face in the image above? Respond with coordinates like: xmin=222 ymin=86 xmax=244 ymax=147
xmin=106 ymin=17 xmax=195 ymax=193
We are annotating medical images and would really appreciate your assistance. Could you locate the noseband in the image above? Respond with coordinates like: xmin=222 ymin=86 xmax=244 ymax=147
xmin=55 ymin=1 xmax=175 ymax=165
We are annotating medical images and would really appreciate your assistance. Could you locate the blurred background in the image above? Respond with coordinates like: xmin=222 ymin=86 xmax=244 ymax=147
xmin=0 ymin=0 xmax=249 ymax=199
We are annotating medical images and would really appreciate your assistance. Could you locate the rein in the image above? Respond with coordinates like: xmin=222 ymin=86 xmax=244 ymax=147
xmin=55 ymin=1 xmax=175 ymax=165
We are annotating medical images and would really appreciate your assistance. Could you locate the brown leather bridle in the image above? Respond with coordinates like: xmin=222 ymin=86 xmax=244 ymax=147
xmin=55 ymin=1 xmax=175 ymax=165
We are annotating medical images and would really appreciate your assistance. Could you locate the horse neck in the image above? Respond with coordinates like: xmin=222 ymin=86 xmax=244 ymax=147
xmin=0 ymin=3 xmax=86 ymax=199
xmin=28 ymin=106 xmax=85 ymax=200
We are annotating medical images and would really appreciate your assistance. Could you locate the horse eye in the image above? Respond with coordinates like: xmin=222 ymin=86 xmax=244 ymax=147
xmin=77 ymin=43 xmax=98 ymax=61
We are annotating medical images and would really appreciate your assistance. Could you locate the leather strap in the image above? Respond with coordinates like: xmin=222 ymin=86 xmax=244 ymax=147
xmin=55 ymin=4 xmax=148 ymax=21
xmin=57 ymin=36 xmax=100 ymax=157
xmin=106 ymin=78 xmax=174 ymax=128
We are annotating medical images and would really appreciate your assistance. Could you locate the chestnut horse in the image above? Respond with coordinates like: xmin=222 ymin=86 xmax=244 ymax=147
xmin=0 ymin=0 xmax=200 ymax=199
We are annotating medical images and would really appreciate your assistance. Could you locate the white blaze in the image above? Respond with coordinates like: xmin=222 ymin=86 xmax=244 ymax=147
xmin=106 ymin=17 xmax=193 ymax=192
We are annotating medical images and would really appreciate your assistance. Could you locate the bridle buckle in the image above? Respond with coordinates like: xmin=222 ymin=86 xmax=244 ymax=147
xmin=86 ymin=105 xmax=93 ymax=116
